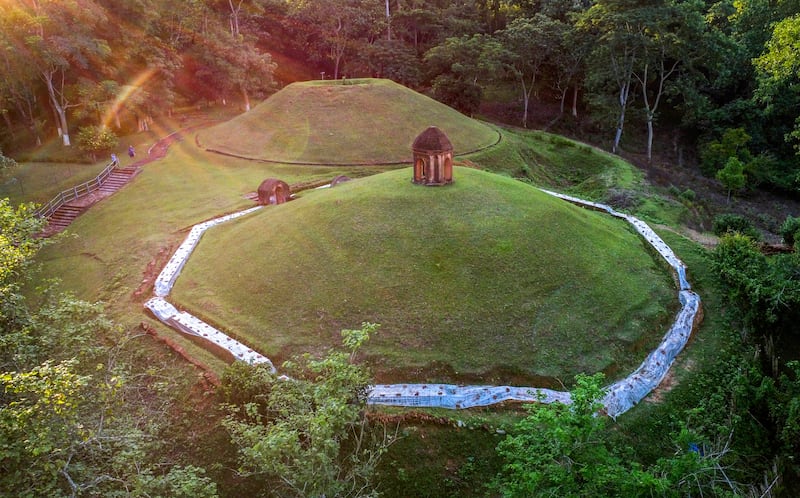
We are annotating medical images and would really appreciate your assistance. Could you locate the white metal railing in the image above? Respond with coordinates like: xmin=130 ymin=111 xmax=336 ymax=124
xmin=35 ymin=159 xmax=118 ymax=218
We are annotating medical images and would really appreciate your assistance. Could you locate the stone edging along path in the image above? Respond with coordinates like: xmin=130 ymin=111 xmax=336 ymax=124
xmin=144 ymin=186 xmax=701 ymax=419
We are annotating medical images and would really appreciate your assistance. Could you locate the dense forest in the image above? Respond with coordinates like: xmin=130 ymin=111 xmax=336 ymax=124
xmin=2 ymin=0 xmax=800 ymax=497
xmin=1 ymin=0 xmax=799 ymax=193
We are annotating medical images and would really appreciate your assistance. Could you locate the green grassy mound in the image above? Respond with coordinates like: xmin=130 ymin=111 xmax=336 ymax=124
xmin=171 ymin=167 xmax=677 ymax=386
xmin=197 ymin=78 xmax=500 ymax=165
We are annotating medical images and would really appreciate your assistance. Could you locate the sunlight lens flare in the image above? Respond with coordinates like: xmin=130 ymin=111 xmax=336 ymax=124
xmin=101 ymin=67 xmax=157 ymax=130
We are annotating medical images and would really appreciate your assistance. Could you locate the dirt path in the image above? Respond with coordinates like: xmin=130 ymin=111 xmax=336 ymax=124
xmin=655 ymin=223 xmax=720 ymax=249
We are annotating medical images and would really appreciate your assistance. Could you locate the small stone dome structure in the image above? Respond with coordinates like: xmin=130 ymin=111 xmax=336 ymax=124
xmin=412 ymin=126 xmax=454 ymax=186
xmin=257 ymin=178 xmax=291 ymax=205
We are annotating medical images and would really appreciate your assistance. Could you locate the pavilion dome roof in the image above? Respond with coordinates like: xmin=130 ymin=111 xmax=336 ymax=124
xmin=412 ymin=126 xmax=453 ymax=152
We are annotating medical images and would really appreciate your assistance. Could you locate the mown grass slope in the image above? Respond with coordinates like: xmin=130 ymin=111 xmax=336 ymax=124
xmin=197 ymin=78 xmax=499 ymax=164
xmin=172 ymin=167 xmax=677 ymax=386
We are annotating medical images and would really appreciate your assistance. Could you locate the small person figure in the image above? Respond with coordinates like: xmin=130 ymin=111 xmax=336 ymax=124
xmin=111 ymin=153 xmax=118 ymax=165
xmin=128 ymin=145 xmax=135 ymax=159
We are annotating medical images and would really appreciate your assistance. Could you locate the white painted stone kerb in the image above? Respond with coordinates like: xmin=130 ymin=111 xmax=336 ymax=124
xmin=145 ymin=206 xmax=275 ymax=371
xmin=143 ymin=188 xmax=700 ymax=419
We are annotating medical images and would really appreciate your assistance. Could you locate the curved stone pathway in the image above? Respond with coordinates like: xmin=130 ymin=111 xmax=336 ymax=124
xmin=145 ymin=184 xmax=701 ymax=418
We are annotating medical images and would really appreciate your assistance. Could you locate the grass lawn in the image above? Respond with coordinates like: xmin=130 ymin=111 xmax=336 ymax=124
xmin=171 ymin=167 xmax=677 ymax=387
xmin=0 ymin=161 xmax=106 ymax=205
xmin=31 ymin=136 xmax=384 ymax=373
xmin=22 ymin=114 xmax=688 ymax=391
xmin=467 ymin=127 xmax=640 ymax=196
xmin=1 ymin=113 xmax=217 ymax=206
xmin=198 ymin=78 xmax=499 ymax=164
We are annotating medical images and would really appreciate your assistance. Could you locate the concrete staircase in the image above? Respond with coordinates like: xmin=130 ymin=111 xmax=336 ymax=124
xmin=41 ymin=166 xmax=140 ymax=237
xmin=43 ymin=205 xmax=86 ymax=236
xmin=98 ymin=166 xmax=138 ymax=194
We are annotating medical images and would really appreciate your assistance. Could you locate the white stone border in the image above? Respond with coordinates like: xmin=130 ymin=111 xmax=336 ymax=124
xmin=144 ymin=186 xmax=700 ymax=418
xmin=145 ymin=206 xmax=276 ymax=370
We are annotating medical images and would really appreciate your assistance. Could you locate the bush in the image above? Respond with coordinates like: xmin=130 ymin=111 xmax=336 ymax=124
xmin=76 ymin=126 xmax=118 ymax=162
xmin=779 ymin=215 xmax=800 ymax=246
xmin=680 ymin=189 xmax=696 ymax=202
xmin=0 ymin=147 xmax=17 ymax=171
xmin=712 ymin=213 xmax=760 ymax=240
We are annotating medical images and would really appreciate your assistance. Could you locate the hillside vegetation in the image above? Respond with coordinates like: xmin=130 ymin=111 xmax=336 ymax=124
xmin=197 ymin=79 xmax=500 ymax=164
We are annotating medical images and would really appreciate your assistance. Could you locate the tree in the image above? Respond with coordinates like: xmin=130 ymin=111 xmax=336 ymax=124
xmin=76 ymin=125 xmax=118 ymax=162
xmin=73 ymin=79 xmax=121 ymax=129
xmin=579 ymin=0 xmax=648 ymax=154
xmin=392 ymin=5 xmax=442 ymax=54
xmin=493 ymin=373 xmax=668 ymax=497
xmin=716 ymin=156 xmax=747 ymax=203
xmin=0 ymin=199 xmax=43 ymax=304
xmin=357 ymin=39 xmax=422 ymax=86
xmin=289 ymin=0 xmax=384 ymax=79
xmin=493 ymin=373 xmax=743 ymax=497
xmin=713 ymin=233 xmax=800 ymax=341
xmin=222 ymin=323 xmax=396 ymax=498
xmin=424 ymin=34 xmax=504 ymax=115
xmin=754 ymin=14 xmax=800 ymax=154
xmin=1 ymin=0 xmax=111 ymax=146
xmin=700 ymin=127 xmax=753 ymax=176
xmin=551 ymin=18 xmax=590 ymax=118
xmin=0 ymin=22 xmax=45 ymax=146
xmin=633 ymin=0 xmax=705 ymax=163
xmin=0 ymin=199 xmax=219 ymax=496
xmin=498 ymin=14 xmax=562 ymax=127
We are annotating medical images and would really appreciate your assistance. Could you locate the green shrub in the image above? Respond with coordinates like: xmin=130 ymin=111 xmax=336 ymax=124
xmin=680 ymin=189 xmax=696 ymax=202
xmin=712 ymin=213 xmax=760 ymax=240
xmin=76 ymin=126 xmax=118 ymax=162
xmin=0 ymin=147 xmax=17 ymax=171
xmin=779 ymin=215 xmax=800 ymax=246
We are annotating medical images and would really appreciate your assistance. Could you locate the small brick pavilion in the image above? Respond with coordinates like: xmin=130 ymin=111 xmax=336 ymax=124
xmin=412 ymin=126 xmax=453 ymax=186
xmin=257 ymin=178 xmax=291 ymax=205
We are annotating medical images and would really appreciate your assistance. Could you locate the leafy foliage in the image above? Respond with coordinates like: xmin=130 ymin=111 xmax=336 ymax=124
xmin=222 ymin=323 xmax=394 ymax=498
xmin=76 ymin=126 xmax=118 ymax=161
xmin=700 ymin=128 xmax=753 ymax=177
xmin=712 ymin=233 xmax=800 ymax=339
xmin=0 ymin=149 xmax=16 ymax=172
xmin=0 ymin=199 xmax=44 ymax=306
xmin=492 ymin=373 xmax=659 ymax=497
xmin=712 ymin=213 xmax=760 ymax=240
xmin=716 ymin=156 xmax=747 ymax=202
xmin=424 ymin=34 xmax=504 ymax=115
xmin=0 ymin=199 xmax=219 ymax=497
xmin=493 ymin=373 xmax=740 ymax=497
xmin=779 ymin=215 xmax=800 ymax=246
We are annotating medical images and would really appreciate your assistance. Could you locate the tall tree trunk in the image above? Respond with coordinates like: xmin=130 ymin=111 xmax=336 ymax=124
xmin=637 ymin=57 xmax=679 ymax=164
xmin=520 ymin=74 xmax=535 ymax=128
xmin=228 ymin=0 xmax=241 ymax=38
xmin=242 ymin=87 xmax=251 ymax=112
xmin=612 ymin=78 xmax=631 ymax=154
xmin=19 ymin=97 xmax=42 ymax=145
xmin=571 ymin=85 xmax=579 ymax=118
xmin=42 ymin=69 xmax=71 ymax=145
xmin=1 ymin=111 xmax=15 ymax=139
xmin=385 ymin=0 xmax=391 ymax=40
